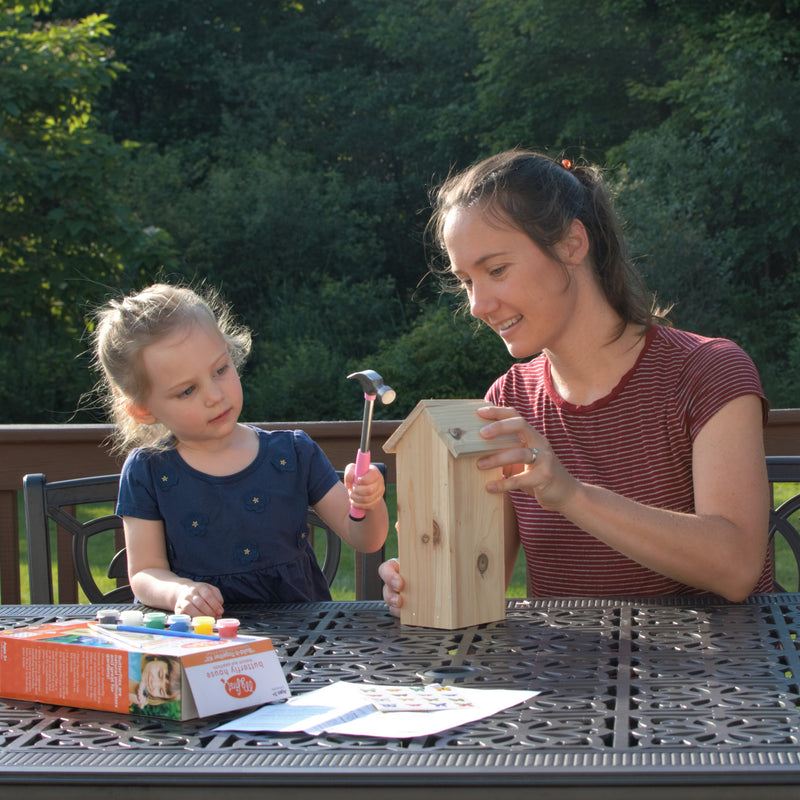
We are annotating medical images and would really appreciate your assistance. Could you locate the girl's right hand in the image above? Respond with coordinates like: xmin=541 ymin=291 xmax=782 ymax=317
xmin=174 ymin=582 xmax=224 ymax=618
xmin=378 ymin=558 xmax=404 ymax=618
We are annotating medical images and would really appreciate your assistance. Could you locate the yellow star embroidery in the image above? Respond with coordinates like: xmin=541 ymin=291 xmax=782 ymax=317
xmin=243 ymin=548 xmax=251 ymax=555
xmin=252 ymin=496 xmax=260 ymax=504
xmin=161 ymin=475 xmax=169 ymax=483
xmin=191 ymin=520 xmax=199 ymax=528
xmin=280 ymin=459 xmax=287 ymax=466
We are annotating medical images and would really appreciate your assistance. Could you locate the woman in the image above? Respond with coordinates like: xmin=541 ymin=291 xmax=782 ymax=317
xmin=380 ymin=150 xmax=771 ymax=608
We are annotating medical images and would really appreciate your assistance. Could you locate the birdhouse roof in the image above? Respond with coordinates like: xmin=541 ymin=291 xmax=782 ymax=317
xmin=383 ymin=399 xmax=519 ymax=458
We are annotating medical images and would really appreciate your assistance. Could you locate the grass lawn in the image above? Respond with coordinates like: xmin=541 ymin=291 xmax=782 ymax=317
xmin=14 ymin=482 xmax=798 ymax=603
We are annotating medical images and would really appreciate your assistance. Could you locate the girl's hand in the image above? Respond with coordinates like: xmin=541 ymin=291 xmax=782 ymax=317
xmin=378 ymin=557 xmax=404 ymax=618
xmin=173 ymin=581 xmax=225 ymax=618
xmin=476 ymin=405 xmax=581 ymax=512
xmin=344 ymin=462 xmax=385 ymax=511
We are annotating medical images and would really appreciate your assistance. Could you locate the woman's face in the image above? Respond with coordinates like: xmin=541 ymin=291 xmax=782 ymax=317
xmin=141 ymin=658 xmax=173 ymax=700
xmin=442 ymin=205 xmax=577 ymax=359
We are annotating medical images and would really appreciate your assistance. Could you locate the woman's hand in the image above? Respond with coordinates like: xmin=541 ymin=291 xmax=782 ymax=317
xmin=378 ymin=557 xmax=404 ymax=618
xmin=173 ymin=581 xmax=225 ymax=618
xmin=476 ymin=405 xmax=581 ymax=512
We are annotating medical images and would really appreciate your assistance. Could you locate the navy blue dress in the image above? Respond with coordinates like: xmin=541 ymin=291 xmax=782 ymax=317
xmin=116 ymin=427 xmax=339 ymax=603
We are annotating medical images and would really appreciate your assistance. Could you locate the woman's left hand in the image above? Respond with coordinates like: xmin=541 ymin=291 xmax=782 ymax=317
xmin=475 ymin=405 xmax=581 ymax=511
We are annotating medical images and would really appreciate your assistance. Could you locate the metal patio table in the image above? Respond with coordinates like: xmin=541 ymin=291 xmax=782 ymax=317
xmin=1 ymin=595 xmax=800 ymax=799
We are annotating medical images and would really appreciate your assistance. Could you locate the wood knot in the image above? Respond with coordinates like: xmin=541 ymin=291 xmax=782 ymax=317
xmin=448 ymin=427 xmax=465 ymax=440
xmin=477 ymin=553 xmax=489 ymax=574
xmin=422 ymin=521 xmax=441 ymax=546
xmin=432 ymin=520 xmax=441 ymax=545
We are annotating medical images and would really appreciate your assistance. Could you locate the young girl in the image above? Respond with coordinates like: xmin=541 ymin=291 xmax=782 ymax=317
xmin=381 ymin=149 xmax=772 ymax=608
xmin=93 ymin=283 xmax=388 ymax=617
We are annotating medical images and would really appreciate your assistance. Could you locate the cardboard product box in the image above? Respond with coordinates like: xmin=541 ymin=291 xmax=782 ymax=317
xmin=0 ymin=620 xmax=290 ymax=720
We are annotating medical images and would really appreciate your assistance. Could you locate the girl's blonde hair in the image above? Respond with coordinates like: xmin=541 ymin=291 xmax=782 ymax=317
xmin=91 ymin=283 xmax=252 ymax=453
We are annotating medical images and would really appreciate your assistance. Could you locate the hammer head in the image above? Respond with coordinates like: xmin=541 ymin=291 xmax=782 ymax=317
xmin=347 ymin=369 xmax=396 ymax=405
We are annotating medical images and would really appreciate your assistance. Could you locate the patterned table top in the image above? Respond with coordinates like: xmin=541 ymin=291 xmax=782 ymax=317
xmin=1 ymin=595 xmax=799 ymax=796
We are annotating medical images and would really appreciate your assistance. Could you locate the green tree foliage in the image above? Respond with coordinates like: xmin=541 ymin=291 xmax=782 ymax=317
xmin=610 ymin=8 xmax=800 ymax=405
xmin=244 ymin=274 xmax=406 ymax=421
xmin=366 ymin=302 xmax=517 ymax=419
xmin=5 ymin=0 xmax=800 ymax=422
xmin=470 ymin=0 xmax=667 ymax=159
xmin=1 ymin=1 xmax=174 ymax=421
xmin=49 ymin=0 xmax=488 ymax=420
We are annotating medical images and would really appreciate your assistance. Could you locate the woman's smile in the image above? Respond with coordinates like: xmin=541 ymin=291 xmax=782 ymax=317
xmin=496 ymin=314 xmax=523 ymax=334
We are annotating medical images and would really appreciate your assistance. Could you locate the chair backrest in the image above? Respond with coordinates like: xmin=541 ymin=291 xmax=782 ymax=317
xmin=767 ymin=455 xmax=800 ymax=592
xmin=24 ymin=466 xmax=386 ymax=604
xmin=23 ymin=472 xmax=131 ymax=604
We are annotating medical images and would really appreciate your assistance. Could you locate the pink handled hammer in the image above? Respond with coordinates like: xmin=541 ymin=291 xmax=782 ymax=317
xmin=347 ymin=370 xmax=396 ymax=520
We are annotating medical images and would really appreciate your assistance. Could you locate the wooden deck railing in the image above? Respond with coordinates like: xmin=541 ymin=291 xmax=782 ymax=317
xmin=2 ymin=408 xmax=800 ymax=605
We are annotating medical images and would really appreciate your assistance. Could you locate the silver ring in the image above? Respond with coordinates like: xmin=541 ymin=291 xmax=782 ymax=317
xmin=528 ymin=447 xmax=539 ymax=465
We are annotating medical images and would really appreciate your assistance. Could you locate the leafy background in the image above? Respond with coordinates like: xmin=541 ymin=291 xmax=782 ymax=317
xmin=3 ymin=0 xmax=799 ymax=424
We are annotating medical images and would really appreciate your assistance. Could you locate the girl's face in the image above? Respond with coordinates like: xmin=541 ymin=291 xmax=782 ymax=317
xmin=136 ymin=323 xmax=243 ymax=448
xmin=442 ymin=205 xmax=577 ymax=359
xmin=141 ymin=658 xmax=173 ymax=700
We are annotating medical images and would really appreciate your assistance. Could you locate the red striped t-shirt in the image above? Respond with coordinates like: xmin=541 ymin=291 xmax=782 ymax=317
xmin=486 ymin=325 xmax=773 ymax=596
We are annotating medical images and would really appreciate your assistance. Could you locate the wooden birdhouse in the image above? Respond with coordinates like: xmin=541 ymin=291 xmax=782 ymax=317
xmin=383 ymin=399 xmax=517 ymax=629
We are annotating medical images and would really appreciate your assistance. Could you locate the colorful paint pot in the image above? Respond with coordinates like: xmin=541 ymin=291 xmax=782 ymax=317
xmin=95 ymin=609 xmax=119 ymax=627
xmin=144 ymin=611 xmax=167 ymax=629
xmin=167 ymin=613 xmax=191 ymax=632
xmin=118 ymin=609 xmax=144 ymax=627
xmin=216 ymin=618 xmax=240 ymax=639
xmin=192 ymin=616 xmax=215 ymax=636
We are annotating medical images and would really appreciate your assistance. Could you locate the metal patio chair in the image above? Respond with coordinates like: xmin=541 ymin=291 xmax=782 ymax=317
xmin=767 ymin=455 xmax=800 ymax=592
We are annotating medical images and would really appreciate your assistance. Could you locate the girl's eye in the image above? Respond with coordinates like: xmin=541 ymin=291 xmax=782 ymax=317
xmin=489 ymin=265 xmax=506 ymax=278
xmin=178 ymin=386 xmax=195 ymax=398
xmin=216 ymin=363 xmax=229 ymax=376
